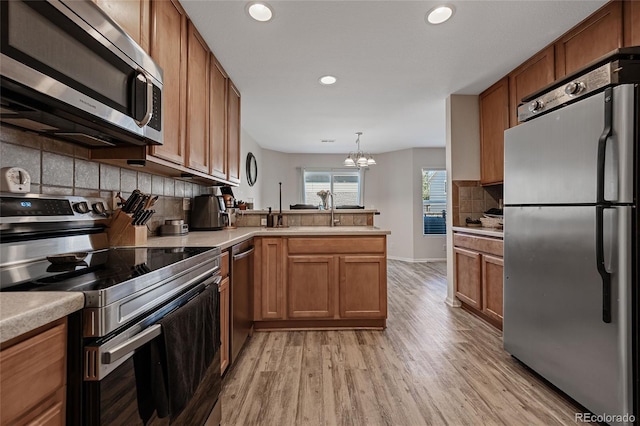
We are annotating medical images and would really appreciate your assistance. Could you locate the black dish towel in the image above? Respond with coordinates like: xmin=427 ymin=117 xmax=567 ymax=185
xmin=159 ymin=285 xmax=218 ymax=421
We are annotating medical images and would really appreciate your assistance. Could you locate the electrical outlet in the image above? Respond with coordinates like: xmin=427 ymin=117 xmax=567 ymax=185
xmin=260 ymin=218 xmax=267 ymax=226
xmin=183 ymin=198 xmax=191 ymax=210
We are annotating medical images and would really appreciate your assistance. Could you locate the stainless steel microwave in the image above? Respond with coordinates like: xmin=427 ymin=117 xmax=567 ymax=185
xmin=0 ymin=0 xmax=163 ymax=147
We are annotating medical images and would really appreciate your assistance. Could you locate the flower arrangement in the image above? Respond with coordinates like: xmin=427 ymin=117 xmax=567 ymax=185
xmin=317 ymin=190 xmax=330 ymax=210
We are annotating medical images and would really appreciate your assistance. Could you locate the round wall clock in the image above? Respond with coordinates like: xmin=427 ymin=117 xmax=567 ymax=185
xmin=246 ymin=152 xmax=258 ymax=187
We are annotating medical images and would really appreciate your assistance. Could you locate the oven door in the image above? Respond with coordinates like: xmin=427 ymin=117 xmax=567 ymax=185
xmin=80 ymin=276 xmax=221 ymax=425
xmin=0 ymin=0 xmax=162 ymax=146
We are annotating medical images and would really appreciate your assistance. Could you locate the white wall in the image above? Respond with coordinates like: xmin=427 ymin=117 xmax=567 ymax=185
xmin=233 ymin=129 xmax=263 ymax=209
xmin=260 ymin=147 xmax=446 ymax=261
xmin=445 ymin=95 xmax=480 ymax=307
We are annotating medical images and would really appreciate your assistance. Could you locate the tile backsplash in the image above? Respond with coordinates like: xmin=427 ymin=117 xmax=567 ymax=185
xmin=452 ymin=180 xmax=503 ymax=226
xmin=0 ymin=125 xmax=208 ymax=233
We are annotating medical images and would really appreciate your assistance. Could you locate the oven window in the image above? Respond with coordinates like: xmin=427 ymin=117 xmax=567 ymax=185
xmin=2 ymin=1 xmax=131 ymax=115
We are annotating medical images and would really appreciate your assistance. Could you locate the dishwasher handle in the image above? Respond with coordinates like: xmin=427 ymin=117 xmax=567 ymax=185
xmin=233 ymin=246 xmax=254 ymax=261
xmin=103 ymin=324 xmax=161 ymax=364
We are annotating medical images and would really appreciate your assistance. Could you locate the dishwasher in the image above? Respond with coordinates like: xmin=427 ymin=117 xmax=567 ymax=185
xmin=230 ymin=239 xmax=254 ymax=362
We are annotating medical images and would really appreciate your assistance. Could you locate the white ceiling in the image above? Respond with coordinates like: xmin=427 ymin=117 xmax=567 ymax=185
xmin=181 ymin=0 xmax=607 ymax=154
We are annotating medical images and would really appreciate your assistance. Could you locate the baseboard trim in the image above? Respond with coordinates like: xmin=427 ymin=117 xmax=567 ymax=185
xmin=445 ymin=296 xmax=462 ymax=308
xmin=388 ymin=256 xmax=447 ymax=263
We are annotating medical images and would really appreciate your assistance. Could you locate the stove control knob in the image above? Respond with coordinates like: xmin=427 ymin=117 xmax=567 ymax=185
xmin=528 ymin=100 xmax=544 ymax=113
xmin=92 ymin=202 xmax=107 ymax=216
xmin=73 ymin=201 xmax=90 ymax=214
xmin=565 ymin=81 xmax=585 ymax=96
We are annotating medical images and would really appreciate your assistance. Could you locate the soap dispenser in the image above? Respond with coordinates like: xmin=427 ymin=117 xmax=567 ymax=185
xmin=266 ymin=207 xmax=274 ymax=227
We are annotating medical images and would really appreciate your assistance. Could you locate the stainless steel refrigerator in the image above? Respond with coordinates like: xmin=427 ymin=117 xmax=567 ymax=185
xmin=503 ymin=49 xmax=639 ymax=425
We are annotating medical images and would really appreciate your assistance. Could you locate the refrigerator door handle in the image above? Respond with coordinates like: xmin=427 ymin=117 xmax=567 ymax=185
xmin=596 ymin=87 xmax=613 ymax=205
xmin=595 ymin=205 xmax=612 ymax=323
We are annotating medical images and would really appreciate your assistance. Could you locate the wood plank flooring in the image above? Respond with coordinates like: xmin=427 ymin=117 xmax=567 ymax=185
xmin=220 ymin=260 xmax=581 ymax=426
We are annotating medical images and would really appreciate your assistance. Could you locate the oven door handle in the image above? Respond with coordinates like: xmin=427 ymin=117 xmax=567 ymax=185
xmin=103 ymin=324 xmax=162 ymax=364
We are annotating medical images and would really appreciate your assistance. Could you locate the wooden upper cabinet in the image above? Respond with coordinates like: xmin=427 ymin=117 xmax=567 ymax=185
xmin=624 ymin=0 xmax=640 ymax=46
xmin=185 ymin=23 xmax=210 ymax=174
xmin=94 ymin=0 xmax=150 ymax=51
xmin=149 ymin=0 xmax=187 ymax=165
xmin=227 ymin=81 xmax=241 ymax=184
xmin=555 ymin=1 xmax=623 ymax=78
xmin=479 ymin=77 xmax=509 ymax=185
xmin=210 ymin=58 xmax=228 ymax=180
xmin=508 ymin=46 xmax=555 ymax=126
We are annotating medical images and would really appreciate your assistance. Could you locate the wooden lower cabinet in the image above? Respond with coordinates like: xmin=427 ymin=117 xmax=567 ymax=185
xmin=258 ymin=238 xmax=285 ymax=320
xmin=0 ymin=318 xmax=67 ymax=425
xmin=454 ymin=247 xmax=482 ymax=310
xmin=339 ymin=256 xmax=387 ymax=319
xmin=482 ymin=255 xmax=504 ymax=323
xmin=453 ymin=232 xmax=504 ymax=329
xmin=219 ymin=275 xmax=230 ymax=375
xmin=287 ymin=255 xmax=335 ymax=318
xmin=254 ymin=236 xmax=387 ymax=329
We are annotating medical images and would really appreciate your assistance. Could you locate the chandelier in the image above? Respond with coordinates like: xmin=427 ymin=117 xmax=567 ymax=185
xmin=343 ymin=132 xmax=376 ymax=168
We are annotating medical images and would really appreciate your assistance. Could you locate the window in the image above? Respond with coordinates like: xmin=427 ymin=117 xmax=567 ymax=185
xmin=303 ymin=169 xmax=362 ymax=207
xmin=422 ymin=169 xmax=447 ymax=235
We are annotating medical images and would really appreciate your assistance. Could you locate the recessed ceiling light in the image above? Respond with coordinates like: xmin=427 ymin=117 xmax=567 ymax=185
xmin=319 ymin=75 xmax=337 ymax=85
xmin=247 ymin=2 xmax=273 ymax=22
xmin=426 ymin=5 xmax=455 ymax=25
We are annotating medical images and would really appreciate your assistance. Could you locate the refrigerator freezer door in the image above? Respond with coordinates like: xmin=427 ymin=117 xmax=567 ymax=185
xmin=504 ymin=84 xmax=635 ymax=205
xmin=504 ymin=206 xmax=632 ymax=421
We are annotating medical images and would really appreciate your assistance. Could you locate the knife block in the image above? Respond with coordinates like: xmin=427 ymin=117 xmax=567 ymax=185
xmin=107 ymin=209 xmax=147 ymax=246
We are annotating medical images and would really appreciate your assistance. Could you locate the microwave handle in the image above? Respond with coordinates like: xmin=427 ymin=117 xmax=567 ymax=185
xmin=134 ymin=69 xmax=154 ymax=128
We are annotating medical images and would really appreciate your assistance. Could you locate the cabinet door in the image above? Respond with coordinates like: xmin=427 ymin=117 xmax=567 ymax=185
xmin=0 ymin=321 xmax=66 ymax=425
xmin=482 ymin=254 xmax=504 ymax=324
xmin=260 ymin=238 xmax=284 ymax=319
xmin=339 ymin=256 xmax=387 ymax=319
xmin=624 ymin=0 xmax=640 ymax=46
xmin=94 ymin=0 xmax=150 ymax=51
xmin=185 ymin=22 xmax=210 ymax=174
xmin=555 ymin=1 xmax=623 ymax=78
xmin=454 ymin=247 xmax=482 ymax=309
xmin=149 ymin=0 xmax=187 ymax=165
xmin=227 ymin=81 xmax=241 ymax=184
xmin=287 ymin=255 xmax=335 ymax=318
xmin=479 ymin=77 xmax=509 ymax=185
xmin=219 ymin=276 xmax=230 ymax=374
xmin=210 ymin=58 xmax=228 ymax=180
xmin=508 ymin=46 xmax=555 ymax=126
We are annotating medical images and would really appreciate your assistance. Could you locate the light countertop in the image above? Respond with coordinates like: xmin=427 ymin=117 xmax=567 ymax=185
xmin=0 ymin=292 xmax=84 ymax=344
xmin=452 ymin=226 xmax=503 ymax=239
xmin=1 ymin=226 xmax=389 ymax=342
xmin=147 ymin=226 xmax=390 ymax=250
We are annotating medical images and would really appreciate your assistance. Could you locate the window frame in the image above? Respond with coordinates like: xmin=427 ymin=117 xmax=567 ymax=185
xmin=302 ymin=168 xmax=364 ymax=207
xmin=422 ymin=168 xmax=447 ymax=236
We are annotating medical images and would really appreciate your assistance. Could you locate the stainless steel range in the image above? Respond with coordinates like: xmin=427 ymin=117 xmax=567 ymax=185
xmin=0 ymin=193 xmax=222 ymax=425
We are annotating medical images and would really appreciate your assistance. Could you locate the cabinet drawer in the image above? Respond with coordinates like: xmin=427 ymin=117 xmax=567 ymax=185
xmin=287 ymin=237 xmax=385 ymax=255
xmin=453 ymin=233 xmax=503 ymax=257
xmin=0 ymin=321 xmax=67 ymax=424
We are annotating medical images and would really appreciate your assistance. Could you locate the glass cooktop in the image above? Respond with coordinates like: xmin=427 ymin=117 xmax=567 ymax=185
xmin=1 ymin=247 xmax=216 ymax=292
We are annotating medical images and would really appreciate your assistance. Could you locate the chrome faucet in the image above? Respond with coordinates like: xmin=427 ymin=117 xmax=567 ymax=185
xmin=329 ymin=192 xmax=339 ymax=227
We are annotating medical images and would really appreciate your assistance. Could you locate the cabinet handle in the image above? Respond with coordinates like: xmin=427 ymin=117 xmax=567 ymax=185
xmin=233 ymin=247 xmax=255 ymax=261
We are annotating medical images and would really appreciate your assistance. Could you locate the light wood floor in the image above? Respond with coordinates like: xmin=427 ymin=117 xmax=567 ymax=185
xmin=220 ymin=260 xmax=581 ymax=426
